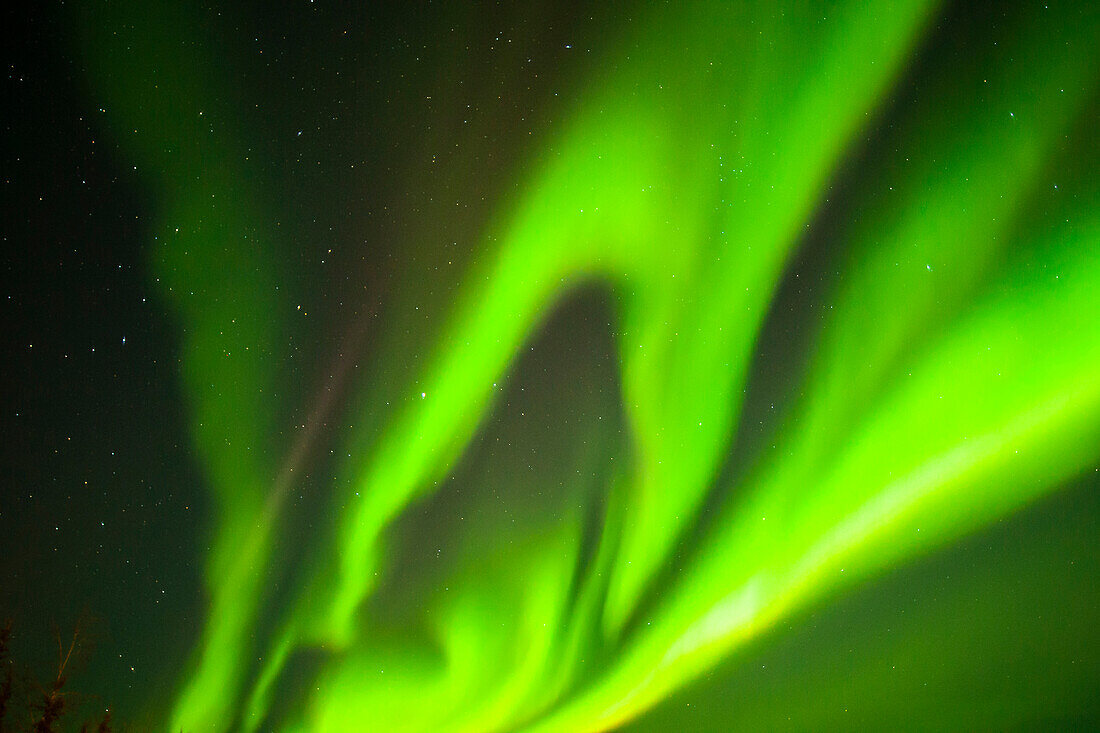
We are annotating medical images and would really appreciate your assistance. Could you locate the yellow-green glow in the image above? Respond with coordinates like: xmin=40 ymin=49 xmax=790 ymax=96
xmin=77 ymin=0 xmax=1098 ymax=730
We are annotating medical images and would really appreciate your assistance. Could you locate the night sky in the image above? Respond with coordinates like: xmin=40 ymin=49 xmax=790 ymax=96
xmin=2 ymin=1 xmax=1098 ymax=731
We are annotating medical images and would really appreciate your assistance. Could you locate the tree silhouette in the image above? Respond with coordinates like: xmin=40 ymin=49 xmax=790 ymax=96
xmin=0 ymin=620 xmax=115 ymax=733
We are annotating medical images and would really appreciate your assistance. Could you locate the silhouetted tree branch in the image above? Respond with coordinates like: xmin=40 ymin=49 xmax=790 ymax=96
xmin=0 ymin=619 xmax=122 ymax=733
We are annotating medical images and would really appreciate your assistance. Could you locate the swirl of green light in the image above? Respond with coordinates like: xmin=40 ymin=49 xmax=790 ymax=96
xmin=78 ymin=0 xmax=1098 ymax=730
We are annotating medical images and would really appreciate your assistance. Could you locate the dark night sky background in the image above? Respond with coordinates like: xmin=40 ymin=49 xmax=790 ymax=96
xmin=3 ymin=0 xmax=208 ymax=719
xmin=2 ymin=1 xmax=1099 ymax=730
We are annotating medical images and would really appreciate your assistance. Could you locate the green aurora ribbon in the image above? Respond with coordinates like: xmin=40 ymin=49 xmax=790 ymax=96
xmin=77 ymin=1 xmax=1098 ymax=730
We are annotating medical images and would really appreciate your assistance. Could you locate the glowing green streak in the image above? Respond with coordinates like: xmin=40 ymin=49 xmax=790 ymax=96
xmin=78 ymin=0 xmax=1098 ymax=730
xmin=524 ymin=6 xmax=1100 ymax=727
xmin=319 ymin=0 xmax=940 ymax=645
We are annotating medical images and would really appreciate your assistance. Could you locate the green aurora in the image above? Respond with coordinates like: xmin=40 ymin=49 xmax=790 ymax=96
xmin=72 ymin=0 xmax=1098 ymax=730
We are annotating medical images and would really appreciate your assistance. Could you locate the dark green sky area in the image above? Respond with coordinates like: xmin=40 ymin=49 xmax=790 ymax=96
xmin=2 ymin=1 xmax=1098 ymax=731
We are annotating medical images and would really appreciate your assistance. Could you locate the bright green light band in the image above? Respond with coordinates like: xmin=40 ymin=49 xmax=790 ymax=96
xmin=79 ymin=1 xmax=1098 ymax=730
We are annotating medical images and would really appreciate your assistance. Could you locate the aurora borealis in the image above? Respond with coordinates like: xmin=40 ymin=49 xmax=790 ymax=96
xmin=3 ymin=0 xmax=1099 ymax=730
